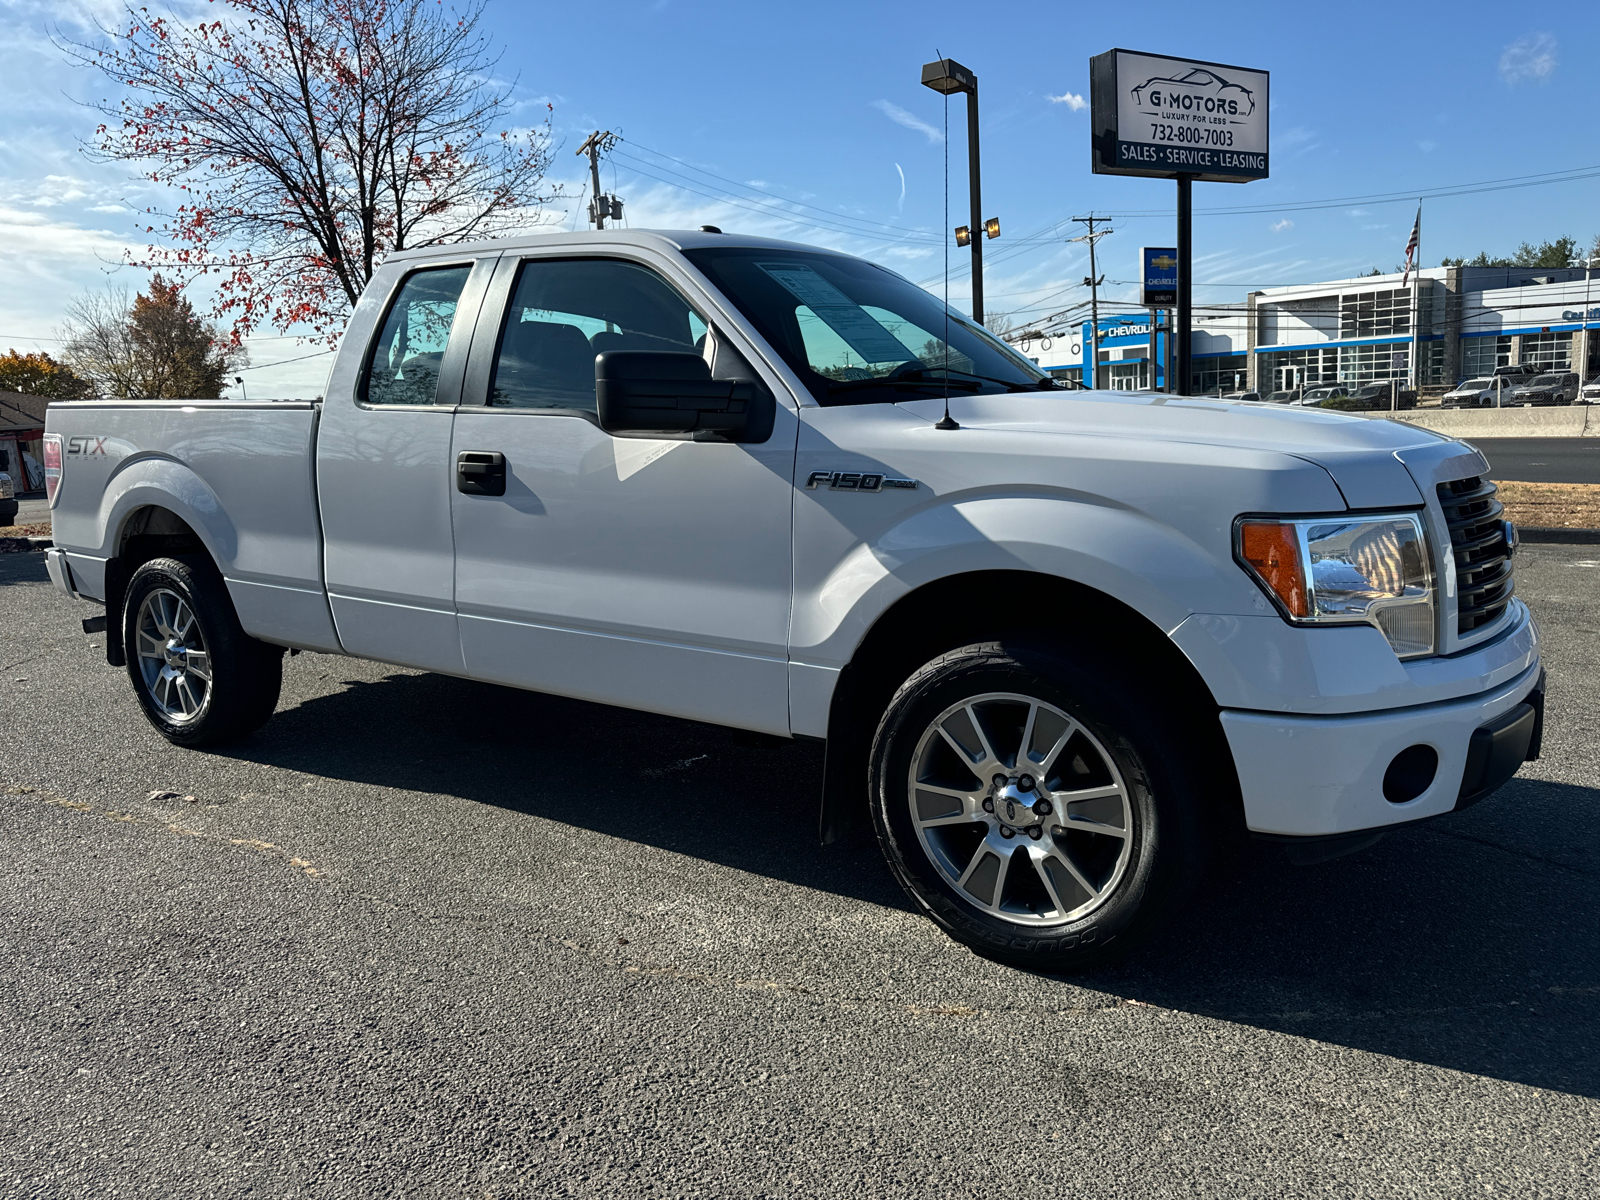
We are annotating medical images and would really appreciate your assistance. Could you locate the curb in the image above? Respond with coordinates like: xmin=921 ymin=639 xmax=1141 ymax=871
xmin=1518 ymin=526 xmax=1600 ymax=545
xmin=0 ymin=536 xmax=51 ymax=554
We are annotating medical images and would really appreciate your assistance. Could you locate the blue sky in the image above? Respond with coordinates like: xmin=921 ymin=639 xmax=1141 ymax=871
xmin=3 ymin=0 xmax=1597 ymax=395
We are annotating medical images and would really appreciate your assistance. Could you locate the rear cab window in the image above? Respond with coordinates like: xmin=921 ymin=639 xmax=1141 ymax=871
xmin=362 ymin=266 xmax=474 ymax=405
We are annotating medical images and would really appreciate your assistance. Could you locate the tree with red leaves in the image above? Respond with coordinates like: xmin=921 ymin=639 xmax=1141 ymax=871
xmin=63 ymin=0 xmax=557 ymax=343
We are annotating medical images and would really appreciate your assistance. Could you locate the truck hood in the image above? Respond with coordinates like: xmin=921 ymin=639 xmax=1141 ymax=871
xmin=894 ymin=390 xmax=1479 ymax=509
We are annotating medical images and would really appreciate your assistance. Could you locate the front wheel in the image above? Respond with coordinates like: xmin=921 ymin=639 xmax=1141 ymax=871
xmin=869 ymin=641 xmax=1214 ymax=969
xmin=124 ymin=556 xmax=283 ymax=746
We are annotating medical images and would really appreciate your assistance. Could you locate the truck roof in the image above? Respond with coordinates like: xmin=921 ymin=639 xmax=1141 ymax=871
xmin=383 ymin=228 xmax=851 ymax=265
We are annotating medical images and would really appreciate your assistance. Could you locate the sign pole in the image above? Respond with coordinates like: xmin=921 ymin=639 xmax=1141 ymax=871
xmin=1148 ymin=308 xmax=1158 ymax=391
xmin=1176 ymin=174 xmax=1193 ymax=396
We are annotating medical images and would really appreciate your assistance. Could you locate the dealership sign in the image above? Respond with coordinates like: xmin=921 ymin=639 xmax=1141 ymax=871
xmin=1091 ymin=50 xmax=1269 ymax=183
xmin=1141 ymin=247 xmax=1178 ymax=306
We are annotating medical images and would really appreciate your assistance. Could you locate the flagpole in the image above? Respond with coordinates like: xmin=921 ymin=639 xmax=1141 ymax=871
xmin=1407 ymin=201 xmax=1422 ymax=409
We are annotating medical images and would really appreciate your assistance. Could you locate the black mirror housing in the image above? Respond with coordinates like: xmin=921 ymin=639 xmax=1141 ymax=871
xmin=597 ymin=351 xmax=766 ymax=439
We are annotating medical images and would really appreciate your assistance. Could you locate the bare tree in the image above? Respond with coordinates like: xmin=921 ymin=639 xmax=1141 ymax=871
xmin=61 ymin=278 xmax=249 ymax=398
xmin=59 ymin=286 xmax=142 ymax=398
xmin=61 ymin=0 xmax=559 ymax=342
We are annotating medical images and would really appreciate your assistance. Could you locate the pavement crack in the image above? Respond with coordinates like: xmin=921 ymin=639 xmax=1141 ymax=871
xmin=5 ymin=779 xmax=324 ymax=879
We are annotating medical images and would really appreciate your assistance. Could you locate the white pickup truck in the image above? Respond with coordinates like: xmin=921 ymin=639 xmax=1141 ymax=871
xmin=42 ymin=229 xmax=1543 ymax=966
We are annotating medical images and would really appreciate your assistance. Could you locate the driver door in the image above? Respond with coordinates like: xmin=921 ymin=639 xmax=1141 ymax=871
xmin=448 ymin=251 xmax=800 ymax=735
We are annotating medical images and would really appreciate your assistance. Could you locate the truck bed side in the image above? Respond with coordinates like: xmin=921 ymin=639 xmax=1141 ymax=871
xmin=44 ymin=399 xmax=341 ymax=653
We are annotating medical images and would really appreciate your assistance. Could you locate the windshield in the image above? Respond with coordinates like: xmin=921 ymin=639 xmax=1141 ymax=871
xmin=1529 ymin=375 xmax=1560 ymax=386
xmin=683 ymin=246 xmax=1053 ymax=404
xmin=1461 ymin=379 xmax=1493 ymax=390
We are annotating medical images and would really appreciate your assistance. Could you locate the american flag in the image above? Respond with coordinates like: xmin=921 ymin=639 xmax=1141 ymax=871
xmin=1402 ymin=205 xmax=1421 ymax=285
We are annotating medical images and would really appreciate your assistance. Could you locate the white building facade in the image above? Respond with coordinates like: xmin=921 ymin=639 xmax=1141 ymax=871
xmin=1248 ymin=266 xmax=1600 ymax=393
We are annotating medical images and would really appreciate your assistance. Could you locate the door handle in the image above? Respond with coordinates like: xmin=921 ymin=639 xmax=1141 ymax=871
xmin=456 ymin=450 xmax=506 ymax=496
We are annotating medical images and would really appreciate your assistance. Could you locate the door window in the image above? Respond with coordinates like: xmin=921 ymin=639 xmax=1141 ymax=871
xmin=362 ymin=265 xmax=474 ymax=405
xmin=491 ymin=258 xmax=707 ymax=411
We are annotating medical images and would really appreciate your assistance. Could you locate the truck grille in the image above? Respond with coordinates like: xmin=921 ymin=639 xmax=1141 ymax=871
xmin=1437 ymin=477 xmax=1514 ymax=635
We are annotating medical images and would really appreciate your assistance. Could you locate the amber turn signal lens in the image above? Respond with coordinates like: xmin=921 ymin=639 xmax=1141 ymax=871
xmin=1239 ymin=522 xmax=1308 ymax=617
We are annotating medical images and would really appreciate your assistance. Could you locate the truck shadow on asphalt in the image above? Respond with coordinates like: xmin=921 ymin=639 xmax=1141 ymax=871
xmin=225 ymin=664 xmax=1600 ymax=1101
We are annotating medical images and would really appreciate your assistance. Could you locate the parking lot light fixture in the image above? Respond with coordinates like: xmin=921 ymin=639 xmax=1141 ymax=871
xmin=921 ymin=57 xmax=986 ymax=325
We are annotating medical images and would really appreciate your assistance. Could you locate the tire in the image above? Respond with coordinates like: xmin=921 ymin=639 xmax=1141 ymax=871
xmin=122 ymin=555 xmax=283 ymax=746
xmin=869 ymin=640 xmax=1215 ymax=970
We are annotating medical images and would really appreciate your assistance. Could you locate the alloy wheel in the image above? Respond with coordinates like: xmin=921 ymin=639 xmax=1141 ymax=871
xmin=134 ymin=587 xmax=212 ymax=722
xmin=907 ymin=692 xmax=1135 ymax=926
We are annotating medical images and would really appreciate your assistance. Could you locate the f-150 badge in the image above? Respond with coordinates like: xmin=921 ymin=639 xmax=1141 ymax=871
xmin=806 ymin=471 xmax=918 ymax=492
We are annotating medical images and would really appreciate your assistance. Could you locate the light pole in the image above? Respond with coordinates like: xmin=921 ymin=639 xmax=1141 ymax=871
xmin=921 ymin=58 xmax=996 ymax=327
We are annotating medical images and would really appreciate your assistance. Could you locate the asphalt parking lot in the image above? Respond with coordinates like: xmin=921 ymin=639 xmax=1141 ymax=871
xmin=3 ymin=545 xmax=1598 ymax=1198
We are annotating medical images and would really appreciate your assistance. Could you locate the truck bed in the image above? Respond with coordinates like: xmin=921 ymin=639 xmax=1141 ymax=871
xmin=45 ymin=399 xmax=339 ymax=652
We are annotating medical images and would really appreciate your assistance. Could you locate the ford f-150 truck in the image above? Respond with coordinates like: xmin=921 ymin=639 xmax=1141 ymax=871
xmin=42 ymin=229 xmax=1543 ymax=967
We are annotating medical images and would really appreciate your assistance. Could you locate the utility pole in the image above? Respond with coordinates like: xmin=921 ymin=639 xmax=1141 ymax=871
xmin=1070 ymin=216 xmax=1112 ymax=389
xmin=576 ymin=130 xmax=621 ymax=229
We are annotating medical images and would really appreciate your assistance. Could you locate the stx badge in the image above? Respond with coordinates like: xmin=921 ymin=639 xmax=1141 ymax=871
xmin=806 ymin=471 xmax=918 ymax=493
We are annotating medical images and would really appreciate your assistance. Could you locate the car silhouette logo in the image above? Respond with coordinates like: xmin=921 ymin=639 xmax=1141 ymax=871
xmin=1131 ymin=68 xmax=1256 ymax=118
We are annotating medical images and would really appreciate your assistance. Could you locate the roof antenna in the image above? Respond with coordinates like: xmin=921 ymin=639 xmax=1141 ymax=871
xmin=935 ymin=59 xmax=959 ymax=431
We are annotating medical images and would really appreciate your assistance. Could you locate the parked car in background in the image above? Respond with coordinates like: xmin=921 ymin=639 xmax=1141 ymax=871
xmin=1296 ymin=384 xmax=1352 ymax=407
xmin=1264 ymin=389 xmax=1300 ymax=404
xmin=1578 ymin=374 xmax=1600 ymax=404
xmin=1348 ymin=381 xmax=1417 ymax=410
xmin=1510 ymin=372 xmax=1580 ymax=406
xmin=1441 ymin=378 xmax=1500 ymax=408
xmin=1222 ymin=390 xmax=1262 ymax=403
xmin=0 ymin=471 xmax=16 ymax=525
xmin=1492 ymin=363 xmax=1542 ymax=382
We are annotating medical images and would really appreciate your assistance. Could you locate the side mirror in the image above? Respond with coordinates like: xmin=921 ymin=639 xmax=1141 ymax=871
xmin=596 ymin=351 xmax=757 ymax=438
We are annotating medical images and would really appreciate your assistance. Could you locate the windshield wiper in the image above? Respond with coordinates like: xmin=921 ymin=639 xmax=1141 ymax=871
xmin=825 ymin=367 xmax=984 ymax=394
xmin=923 ymin=366 xmax=1058 ymax=393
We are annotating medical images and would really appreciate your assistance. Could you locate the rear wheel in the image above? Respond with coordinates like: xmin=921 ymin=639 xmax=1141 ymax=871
xmin=124 ymin=556 xmax=283 ymax=746
xmin=869 ymin=641 xmax=1214 ymax=969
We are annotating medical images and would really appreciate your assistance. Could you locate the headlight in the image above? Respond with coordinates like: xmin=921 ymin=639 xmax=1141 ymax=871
xmin=1236 ymin=513 xmax=1435 ymax=658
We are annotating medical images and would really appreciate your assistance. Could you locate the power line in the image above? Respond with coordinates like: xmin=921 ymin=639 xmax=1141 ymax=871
xmin=619 ymin=140 xmax=940 ymax=239
xmin=613 ymin=153 xmax=941 ymax=247
xmin=1096 ymin=163 xmax=1600 ymax=219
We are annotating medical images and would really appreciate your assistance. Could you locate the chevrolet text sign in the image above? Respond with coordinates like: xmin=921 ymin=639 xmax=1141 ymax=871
xmin=1091 ymin=49 xmax=1269 ymax=183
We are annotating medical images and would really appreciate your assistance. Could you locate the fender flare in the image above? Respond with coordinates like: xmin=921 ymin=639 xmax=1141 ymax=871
xmin=94 ymin=456 xmax=238 ymax=667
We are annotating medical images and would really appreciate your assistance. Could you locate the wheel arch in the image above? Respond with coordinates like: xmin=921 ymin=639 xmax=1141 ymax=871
xmin=818 ymin=568 xmax=1241 ymax=843
xmin=102 ymin=500 xmax=223 ymax=669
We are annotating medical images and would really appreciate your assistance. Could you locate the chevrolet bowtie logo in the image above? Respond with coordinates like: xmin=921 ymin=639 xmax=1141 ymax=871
xmin=1151 ymin=255 xmax=1177 ymax=271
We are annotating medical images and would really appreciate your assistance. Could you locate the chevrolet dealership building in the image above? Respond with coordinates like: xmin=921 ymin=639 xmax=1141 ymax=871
xmin=1027 ymin=265 xmax=1600 ymax=392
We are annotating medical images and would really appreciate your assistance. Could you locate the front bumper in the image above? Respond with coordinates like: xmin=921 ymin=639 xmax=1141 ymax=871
xmin=1222 ymin=660 xmax=1544 ymax=837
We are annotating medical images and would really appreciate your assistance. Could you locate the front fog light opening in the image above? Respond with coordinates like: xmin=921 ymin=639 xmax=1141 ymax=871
xmin=1383 ymin=744 xmax=1438 ymax=804
xmin=1237 ymin=513 xmax=1436 ymax=658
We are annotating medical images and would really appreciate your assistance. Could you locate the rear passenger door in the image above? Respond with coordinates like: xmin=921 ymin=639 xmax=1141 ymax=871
xmin=448 ymin=251 xmax=799 ymax=734
xmin=317 ymin=256 xmax=495 ymax=673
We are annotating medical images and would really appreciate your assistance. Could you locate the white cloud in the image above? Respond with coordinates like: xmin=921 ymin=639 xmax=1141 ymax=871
xmin=895 ymin=162 xmax=905 ymax=212
xmin=872 ymin=100 xmax=943 ymax=144
xmin=1271 ymin=219 xmax=1293 ymax=233
xmin=1500 ymin=33 xmax=1558 ymax=84
xmin=1047 ymin=92 xmax=1087 ymax=112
